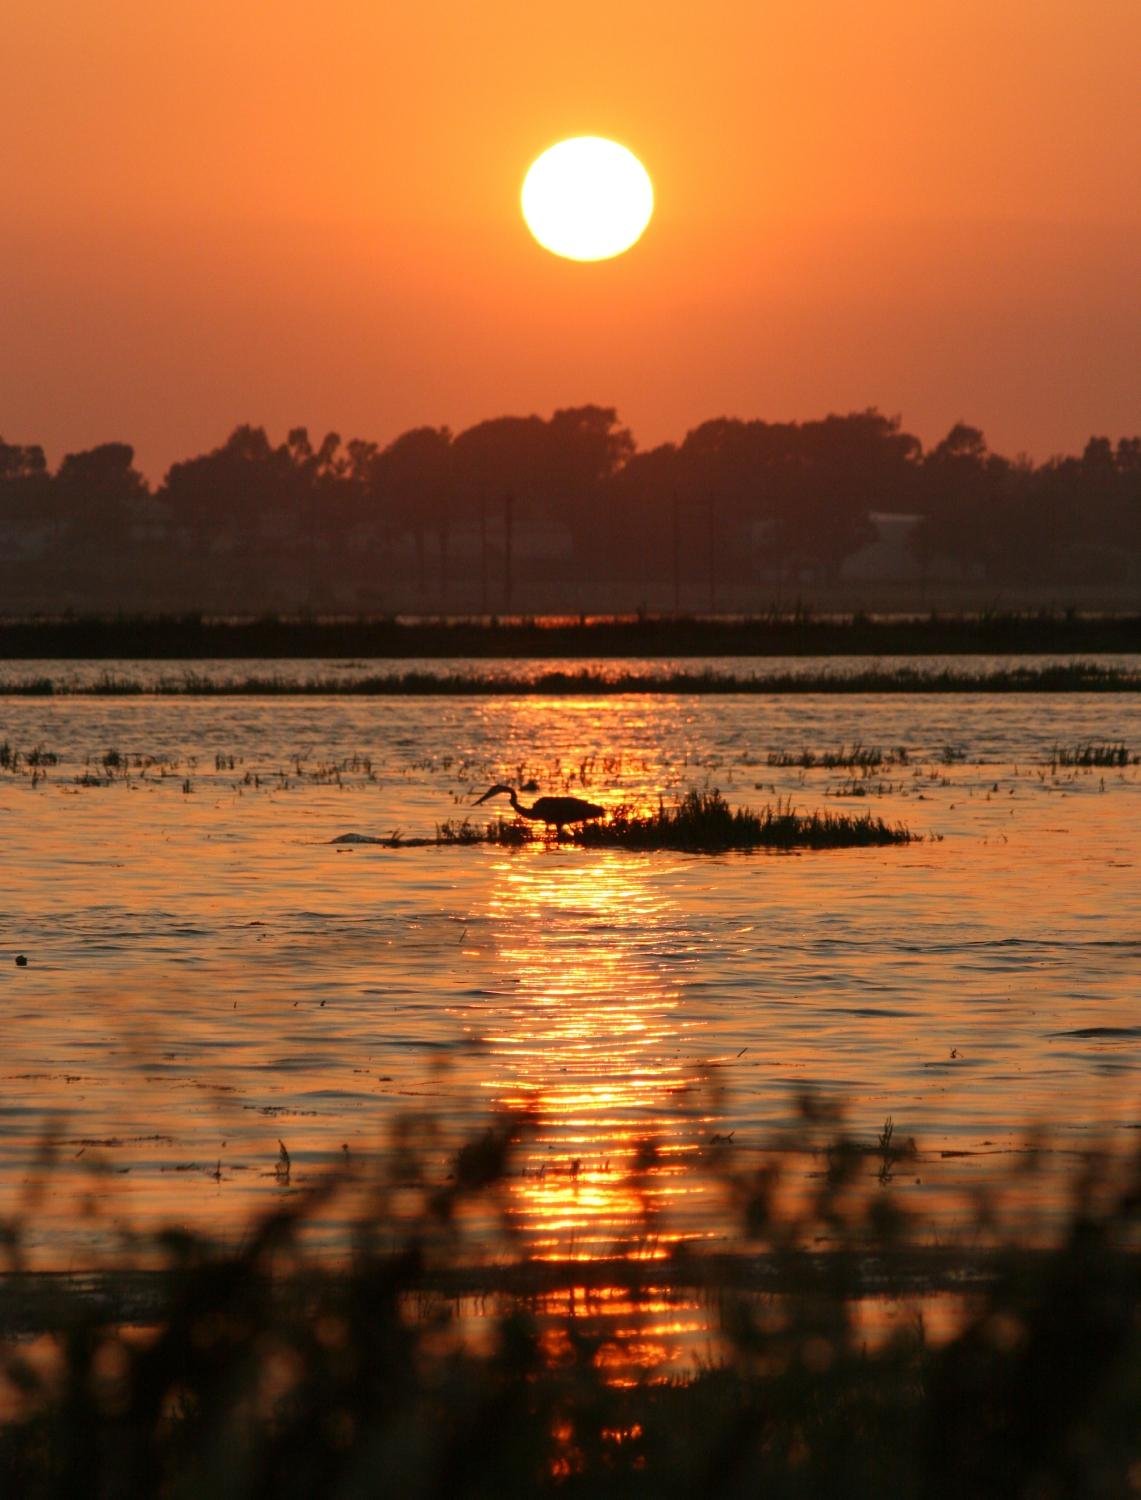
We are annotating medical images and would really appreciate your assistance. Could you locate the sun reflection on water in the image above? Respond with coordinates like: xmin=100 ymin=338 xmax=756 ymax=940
xmin=473 ymin=846 xmax=723 ymax=1375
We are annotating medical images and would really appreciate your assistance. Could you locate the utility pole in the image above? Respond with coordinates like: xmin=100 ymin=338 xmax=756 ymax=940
xmin=503 ymin=493 xmax=514 ymax=612
xmin=438 ymin=498 xmax=449 ymax=609
xmin=707 ymin=493 xmax=717 ymax=614
xmin=671 ymin=492 xmax=681 ymax=615
xmin=479 ymin=499 xmax=488 ymax=615
xmin=306 ymin=489 xmax=318 ymax=611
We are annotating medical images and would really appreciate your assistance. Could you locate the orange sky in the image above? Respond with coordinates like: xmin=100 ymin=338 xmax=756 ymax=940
xmin=4 ymin=0 xmax=1139 ymax=478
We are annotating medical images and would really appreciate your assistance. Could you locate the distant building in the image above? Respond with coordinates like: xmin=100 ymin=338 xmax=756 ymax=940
xmin=389 ymin=518 xmax=574 ymax=565
xmin=450 ymin=519 xmax=574 ymax=563
xmin=0 ymin=517 xmax=55 ymax=560
xmin=840 ymin=512 xmax=924 ymax=582
xmin=840 ymin=511 xmax=989 ymax=582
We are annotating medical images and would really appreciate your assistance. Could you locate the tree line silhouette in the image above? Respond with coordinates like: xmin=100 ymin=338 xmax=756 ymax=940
xmin=1 ymin=408 xmax=1137 ymax=609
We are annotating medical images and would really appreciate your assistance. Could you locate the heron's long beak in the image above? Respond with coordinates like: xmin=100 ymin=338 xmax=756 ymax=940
xmin=473 ymin=787 xmax=497 ymax=806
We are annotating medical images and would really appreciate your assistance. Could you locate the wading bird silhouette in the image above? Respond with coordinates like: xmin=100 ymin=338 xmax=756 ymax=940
xmin=473 ymin=784 xmax=605 ymax=839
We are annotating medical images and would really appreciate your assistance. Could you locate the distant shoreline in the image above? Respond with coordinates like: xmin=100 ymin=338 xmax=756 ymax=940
xmin=0 ymin=610 xmax=1138 ymax=660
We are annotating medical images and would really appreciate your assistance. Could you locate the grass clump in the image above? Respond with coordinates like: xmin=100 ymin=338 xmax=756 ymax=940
xmin=0 ymin=742 xmax=59 ymax=776
xmin=436 ymin=817 xmax=532 ymax=847
xmin=357 ymin=793 xmax=915 ymax=853
xmin=766 ymin=744 xmax=907 ymax=770
xmin=575 ymin=789 xmax=915 ymax=851
xmin=1050 ymin=741 xmax=1133 ymax=768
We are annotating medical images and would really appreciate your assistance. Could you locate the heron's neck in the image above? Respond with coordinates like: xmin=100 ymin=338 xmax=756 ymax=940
xmin=508 ymin=787 xmax=523 ymax=813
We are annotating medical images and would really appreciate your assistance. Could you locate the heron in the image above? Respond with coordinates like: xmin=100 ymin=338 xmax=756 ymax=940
xmin=473 ymin=783 xmax=605 ymax=839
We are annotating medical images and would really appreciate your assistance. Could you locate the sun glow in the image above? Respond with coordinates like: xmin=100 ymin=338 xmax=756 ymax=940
xmin=521 ymin=137 xmax=654 ymax=262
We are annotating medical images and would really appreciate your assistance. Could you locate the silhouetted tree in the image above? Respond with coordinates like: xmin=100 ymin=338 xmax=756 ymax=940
xmin=0 ymin=440 xmax=51 ymax=517
xmin=1014 ymin=436 xmax=1138 ymax=582
xmin=768 ymin=412 xmax=918 ymax=582
xmin=53 ymin=442 xmax=150 ymax=555
xmin=3 ymin=409 xmax=1137 ymax=609
xmin=601 ymin=441 xmax=683 ymax=574
xmin=370 ymin=427 xmax=453 ymax=594
xmin=0 ymin=439 xmax=48 ymax=487
xmin=913 ymin=423 xmax=1007 ymax=575
xmin=162 ymin=425 xmax=281 ymax=551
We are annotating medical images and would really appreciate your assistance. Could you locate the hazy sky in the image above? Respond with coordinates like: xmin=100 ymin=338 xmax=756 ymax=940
xmin=4 ymin=0 xmax=1139 ymax=478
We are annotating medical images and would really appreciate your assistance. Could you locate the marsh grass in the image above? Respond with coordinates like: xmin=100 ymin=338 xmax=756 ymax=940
xmin=1049 ymin=741 xmax=1133 ymax=768
xmin=435 ymin=817 xmax=532 ymax=848
xmin=334 ymin=818 xmax=534 ymax=848
xmin=1 ymin=663 xmax=1137 ymax=695
xmin=430 ymin=792 xmax=914 ymax=852
xmin=0 ymin=742 xmax=58 ymax=782
xmin=766 ymin=744 xmax=907 ymax=770
xmin=1 ymin=741 xmax=389 ymax=793
xmin=575 ymin=790 xmax=915 ymax=851
xmin=0 ymin=1103 xmax=1137 ymax=1498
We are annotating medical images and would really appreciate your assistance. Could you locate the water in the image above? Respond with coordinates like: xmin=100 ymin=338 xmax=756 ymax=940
xmin=1 ymin=680 xmax=1137 ymax=1310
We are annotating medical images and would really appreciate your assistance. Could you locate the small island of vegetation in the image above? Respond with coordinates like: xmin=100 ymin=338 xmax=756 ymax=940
xmin=427 ymin=790 xmax=917 ymax=852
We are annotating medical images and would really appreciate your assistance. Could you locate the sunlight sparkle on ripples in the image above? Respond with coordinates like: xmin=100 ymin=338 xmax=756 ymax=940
xmin=479 ymin=851 xmax=718 ymax=1270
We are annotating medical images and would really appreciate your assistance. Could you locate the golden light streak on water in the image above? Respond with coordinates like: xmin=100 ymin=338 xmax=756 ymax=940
xmin=480 ymin=850 xmax=718 ymax=1263
xmin=473 ymin=846 xmax=723 ymax=1372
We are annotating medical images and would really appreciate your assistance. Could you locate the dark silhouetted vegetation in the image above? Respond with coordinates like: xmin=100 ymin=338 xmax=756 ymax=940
xmin=435 ymin=817 xmax=535 ymax=847
xmin=1 ymin=662 xmax=1136 ymax=695
xmin=0 ymin=610 xmax=1139 ymax=660
xmin=343 ymin=792 xmax=916 ymax=851
xmin=571 ymin=790 xmax=915 ymax=851
xmin=1049 ymin=742 xmax=1134 ymax=768
xmin=766 ymin=745 xmax=907 ymax=769
xmin=0 ymin=1103 xmax=1137 ymax=1498
xmin=2 ymin=408 xmax=1138 ymax=613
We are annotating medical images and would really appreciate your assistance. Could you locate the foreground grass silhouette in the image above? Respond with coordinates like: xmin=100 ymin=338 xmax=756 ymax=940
xmin=1 ymin=1102 xmax=1137 ymax=1499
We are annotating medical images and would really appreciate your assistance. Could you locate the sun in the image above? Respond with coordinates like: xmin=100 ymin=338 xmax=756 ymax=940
xmin=521 ymin=137 xmax=654 ymax=262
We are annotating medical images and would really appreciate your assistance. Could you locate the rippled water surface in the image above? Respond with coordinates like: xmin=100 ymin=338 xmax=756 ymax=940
xmin=1 ymin=683 xmax=1138 ymax=1298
